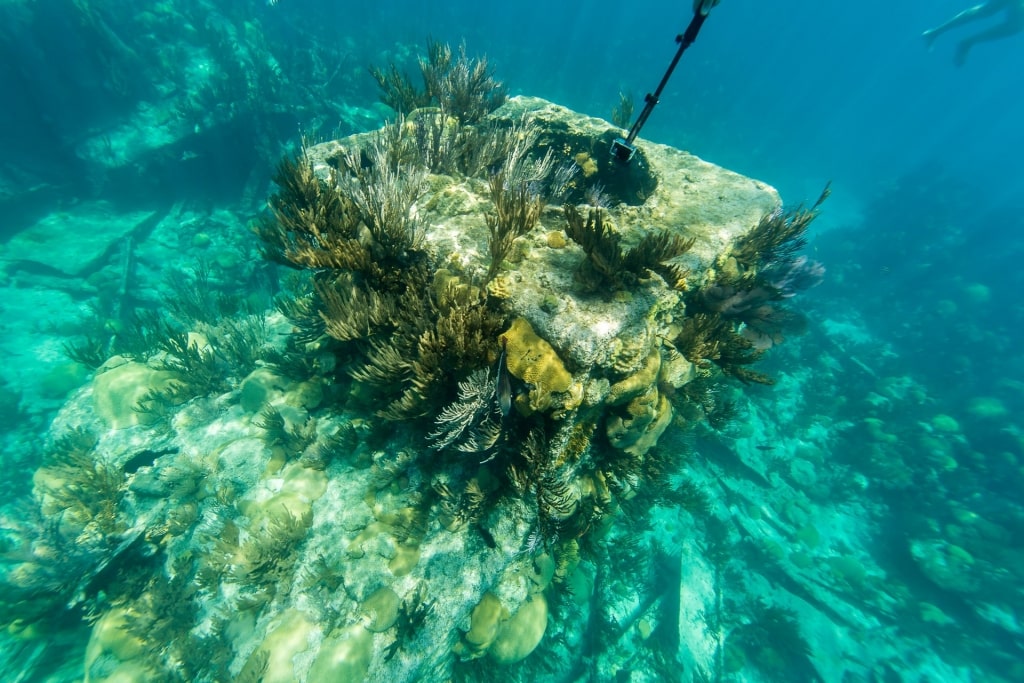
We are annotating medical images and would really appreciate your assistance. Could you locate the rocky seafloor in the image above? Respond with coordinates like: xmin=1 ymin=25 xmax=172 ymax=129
xmin=0 ymin=97 xmax=1008 ymax=683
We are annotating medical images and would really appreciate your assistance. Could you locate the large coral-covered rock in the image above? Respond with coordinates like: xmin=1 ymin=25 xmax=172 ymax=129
xmin=10 ymin=96 xmax=785 ymax=683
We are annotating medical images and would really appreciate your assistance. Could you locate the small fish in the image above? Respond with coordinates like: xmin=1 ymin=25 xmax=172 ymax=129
xmin=496 ymin=339 xmax=512 ymax=417
xmin=477 ymin=524 xmax=497 ymax=549
xmin=755 ymin=443 xmax=775 ymax=452
xmin=122 ymin=446 xmax=179 ymax=474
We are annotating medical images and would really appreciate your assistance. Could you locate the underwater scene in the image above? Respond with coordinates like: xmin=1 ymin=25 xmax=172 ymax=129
xmin=1 ymin=0 xmax=1022 ymax=681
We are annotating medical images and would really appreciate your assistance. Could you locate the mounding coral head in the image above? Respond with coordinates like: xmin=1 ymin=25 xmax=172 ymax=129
xmin=498 ymin=318 xmax=580 ymax=417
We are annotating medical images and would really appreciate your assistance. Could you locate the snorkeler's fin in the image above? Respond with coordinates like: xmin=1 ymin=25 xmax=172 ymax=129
xmin=694 ymin=0 xmax=720 ymax=17
xmin=922 ymin=29 xmax=937 ymax=52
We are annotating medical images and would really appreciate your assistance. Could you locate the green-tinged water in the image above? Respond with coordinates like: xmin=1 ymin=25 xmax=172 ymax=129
xmin=2 ymin=2 xmax=1023 ymax=682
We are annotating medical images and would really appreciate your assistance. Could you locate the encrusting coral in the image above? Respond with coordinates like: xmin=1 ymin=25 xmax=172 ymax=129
xmin=609 ymin=389 xmax=674 ymax=455
xmin=607 ymin=347 xmax=662 ymax=406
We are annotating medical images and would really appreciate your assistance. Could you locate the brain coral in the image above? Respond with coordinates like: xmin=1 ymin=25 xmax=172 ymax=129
xmin=499 ymin=318 xmax=579 ymax=416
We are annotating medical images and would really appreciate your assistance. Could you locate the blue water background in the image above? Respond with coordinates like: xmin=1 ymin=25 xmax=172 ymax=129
xmin=333 ymin=0 xmax=1024 ymax=210
xmin=6 ymin=1 xmax=1021 ymax=214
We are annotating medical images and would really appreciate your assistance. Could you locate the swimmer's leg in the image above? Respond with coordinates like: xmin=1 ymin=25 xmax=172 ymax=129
xmin=923 ymin=3 xmax=1003 ymax=47
xmin=954 ymin=14 xmax=1024 ymax=64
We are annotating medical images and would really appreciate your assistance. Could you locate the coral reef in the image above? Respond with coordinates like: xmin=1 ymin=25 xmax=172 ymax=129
xmin=2 ymin=96 xmax=834 ymax=682
xmin=3 ymin=6 xmax=1019 ymax=677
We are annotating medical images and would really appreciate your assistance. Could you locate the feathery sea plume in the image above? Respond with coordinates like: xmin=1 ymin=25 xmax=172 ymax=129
xmin=427 ymin=368 xmax=503 ymax=455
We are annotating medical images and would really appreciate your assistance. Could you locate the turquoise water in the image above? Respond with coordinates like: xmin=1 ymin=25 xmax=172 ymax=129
xmin=1 ymin=1 xmax=1022 ymax=681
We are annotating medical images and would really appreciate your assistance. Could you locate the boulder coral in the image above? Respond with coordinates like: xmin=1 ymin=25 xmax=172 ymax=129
xmin=455 ymin=592 xmax=507 ymax=659
xmin=489 ymin=593 xmax=548 ymax=664
xmin=91 ymin=359 xmax=180 ymax=429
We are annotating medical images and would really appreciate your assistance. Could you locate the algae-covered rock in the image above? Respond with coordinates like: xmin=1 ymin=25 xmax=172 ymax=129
xmin=931 ymin=414 xmax=961 ymax=434
xmin=239 ymin=461 xmax=326 ymax=532
xmin=966 ymin=396 xmax=1007 ymax=419
xmin=920 ymin=602 xmax=955 ymax=626
xmin=388 ymin=544 xmax=421 ymax=576
xmin=910 ymin=538 xmax=980 ymax=594
xmin=963 ymin=282 xmax=991 ymax=304
xmin=39 ymin=361 xmax=91 ymax=400
xmin=240 ymin=366 xmax=325 ymax=415
xmin=826 ymin=554 xmax=868 ymax=587
xmin=863 ymin=417 xmax=898 ymax=444
xmin=239 ymin=366 xmax=292 ymax=414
